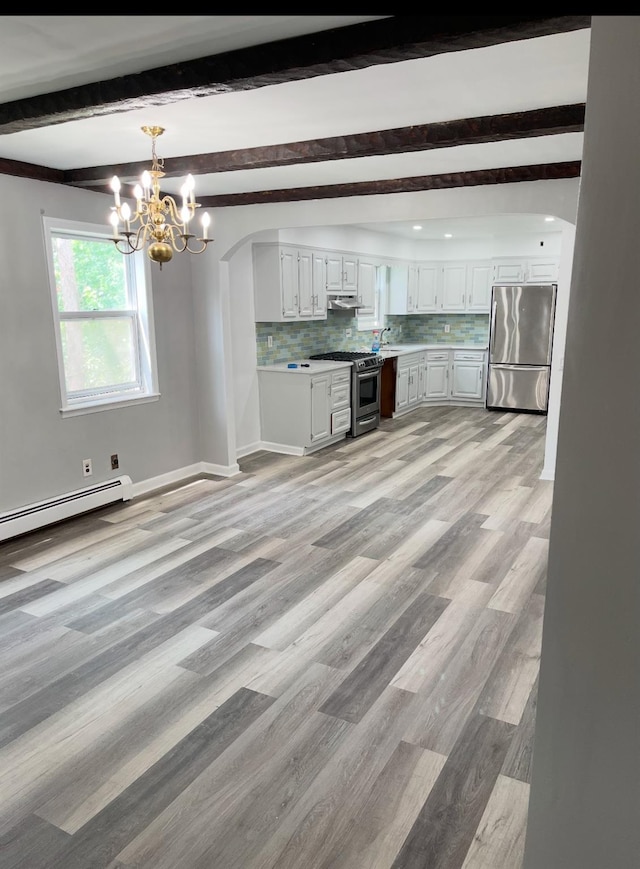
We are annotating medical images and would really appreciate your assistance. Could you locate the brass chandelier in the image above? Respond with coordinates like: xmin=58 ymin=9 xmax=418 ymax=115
xmin=109 ymin=125 xmax=212 ymax=268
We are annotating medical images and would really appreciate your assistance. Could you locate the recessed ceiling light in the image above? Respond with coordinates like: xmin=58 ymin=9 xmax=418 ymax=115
xmin=544 ymin=216 xmax=555 ymax=222
xmin=413 ymin=225 xmax=422 ymax=230
xmin=444 ymin=233 xmax=453 ymax=238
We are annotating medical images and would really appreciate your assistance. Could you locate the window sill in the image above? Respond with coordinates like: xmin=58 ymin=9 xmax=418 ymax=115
xmin=60 ymin=392 xmax=160 ymax=417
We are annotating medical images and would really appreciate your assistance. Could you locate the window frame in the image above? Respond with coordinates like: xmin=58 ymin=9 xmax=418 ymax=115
xmin=42 ymin=216 xmax=160 ymax=417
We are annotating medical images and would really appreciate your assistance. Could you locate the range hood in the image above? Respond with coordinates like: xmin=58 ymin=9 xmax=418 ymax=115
xmin=326 ymin=295 xmax=363 ymax=311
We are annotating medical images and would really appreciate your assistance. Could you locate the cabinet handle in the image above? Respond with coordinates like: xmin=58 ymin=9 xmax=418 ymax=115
xmin=294 ymin=294 xmax=298 ymax=309
xmin=469 ymin=295 xmax=473 ymax=305
xmin=434 ymin=295 xmax=438 ymax=306
xmin=462 ymin=294 xmax=465 ymax=306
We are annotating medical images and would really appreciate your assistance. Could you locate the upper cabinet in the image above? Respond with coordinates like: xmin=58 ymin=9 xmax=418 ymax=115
xmin=356 ymin=257 xmax=379 ymax=316
xmin=389 ymin=258 xmax=494 ymax=314
xmin=493 ymin=256 xmax=559 ymax=285
xmin=326 ymin=252 xmax=358 ymax=295
xmin=253 ymin=243 xmax=327 ymax=322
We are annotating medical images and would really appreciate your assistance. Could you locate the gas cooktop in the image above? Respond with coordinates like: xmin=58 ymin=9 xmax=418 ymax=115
xmin=309 ymin=351 xmax=384 ymax=370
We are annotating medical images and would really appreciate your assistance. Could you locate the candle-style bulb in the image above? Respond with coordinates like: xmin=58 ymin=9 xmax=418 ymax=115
xmin=201 ymin=212 xmax=211 ymax=239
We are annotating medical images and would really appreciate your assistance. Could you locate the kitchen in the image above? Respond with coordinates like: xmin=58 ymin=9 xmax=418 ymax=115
xmin=247 ymin=216 xmax=563 ymax=459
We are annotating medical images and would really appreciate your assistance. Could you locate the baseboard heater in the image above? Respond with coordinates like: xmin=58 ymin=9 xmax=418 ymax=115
xmin=0 ymin=475 xmax=133 ymax=542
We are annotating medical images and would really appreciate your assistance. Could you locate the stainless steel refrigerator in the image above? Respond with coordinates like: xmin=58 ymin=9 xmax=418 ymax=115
xmin=486 ymin=283 xmax=557 ymax=413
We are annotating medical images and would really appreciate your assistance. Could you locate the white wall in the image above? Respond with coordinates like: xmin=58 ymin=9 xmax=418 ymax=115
xmin=0 ymin=174 xmax=200 ymax=513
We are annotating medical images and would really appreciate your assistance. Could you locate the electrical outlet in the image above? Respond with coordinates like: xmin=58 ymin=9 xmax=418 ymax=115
xmin=345 ymin=328 xmax=352 ymax=338
xmin=82 ymin=458 xmax=92 ymax=477
xmin=111 ymin=454 xmax=119 ymax=470
xmin=267 ymin=335 xmax=273 ymax=348
xmin=444 ymin=324 xmax=451 ymax=333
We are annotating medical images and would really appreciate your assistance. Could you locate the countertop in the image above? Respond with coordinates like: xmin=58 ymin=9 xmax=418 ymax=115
xmin=377 ymin=343 xmax=488 ymax=358
xmin=257 ymin=359 xmax=353 ymax=374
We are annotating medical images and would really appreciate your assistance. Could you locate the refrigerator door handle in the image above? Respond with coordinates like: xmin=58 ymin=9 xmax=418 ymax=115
xmin=490 ymin=363 xmax=549 ymax=371
xmin=490 ymin=299 xmax=498 ymax=352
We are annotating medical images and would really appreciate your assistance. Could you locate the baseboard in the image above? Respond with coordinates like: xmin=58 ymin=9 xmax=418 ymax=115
xmin=258 ymin=440 xmax=305 ymax=457
xmin=131 ymin=461 xmax=240 ymax=498
xmin=539 ymin=466 xmax=555 ymax=481
xmin=236 ymin=441 xmax=263 ymax=459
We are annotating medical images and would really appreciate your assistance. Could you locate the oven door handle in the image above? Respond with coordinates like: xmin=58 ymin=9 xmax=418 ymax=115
xmin=356 ymin=370 xmax=379 ymax=380
xmin=357 ymin=415 xmax=378 ymax=426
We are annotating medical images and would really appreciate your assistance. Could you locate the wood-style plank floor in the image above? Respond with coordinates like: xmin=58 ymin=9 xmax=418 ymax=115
xmin=0 ymin=406 xmax=552 ymax=869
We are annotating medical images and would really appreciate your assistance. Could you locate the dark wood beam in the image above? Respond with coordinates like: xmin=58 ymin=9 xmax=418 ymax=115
xmin=0 ymin=15 xmax=590 ymax=135
xmin=0 ymin=157 xmax=63 ymax=184
xmin=197 ymin=162 xmax=582 ymax=207
xmin=66 ymin=104 xmax=586 ymax=188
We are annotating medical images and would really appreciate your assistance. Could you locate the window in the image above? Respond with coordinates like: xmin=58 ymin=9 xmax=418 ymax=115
xmin=43 ymin=217 xmax=159 ymax=415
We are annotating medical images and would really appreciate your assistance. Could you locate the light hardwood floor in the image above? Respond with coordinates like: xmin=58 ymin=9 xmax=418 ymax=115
xmin=0 ymin=405 xmax=552 ymax=869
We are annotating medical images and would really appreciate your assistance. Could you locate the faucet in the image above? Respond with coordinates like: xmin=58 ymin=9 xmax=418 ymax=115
xmin=379 ymin=327 xmax=391 ymax=346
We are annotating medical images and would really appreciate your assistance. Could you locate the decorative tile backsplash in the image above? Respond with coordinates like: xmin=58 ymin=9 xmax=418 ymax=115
xmin=256 ymin=314 xmax=490 ymax=365
xmin=386 ymin=314 xmax=490 ymax=345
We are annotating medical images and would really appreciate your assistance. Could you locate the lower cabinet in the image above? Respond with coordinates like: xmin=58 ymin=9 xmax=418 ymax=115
xmin=450 ymin=351 xmax=485 ymax=400
xmin=392 ymin=348 xmax=487 ymax=416
xmin=258 ymin=365 xmax=352 ymax=454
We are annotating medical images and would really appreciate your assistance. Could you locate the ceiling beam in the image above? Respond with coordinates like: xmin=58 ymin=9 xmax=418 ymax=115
xmin=197 ymin=162 xmax=582 ymax=207
xmin=66 ymin=104 xmax=586 ymax=188
xmin=0 ymin=15 xmax=590 ymax=135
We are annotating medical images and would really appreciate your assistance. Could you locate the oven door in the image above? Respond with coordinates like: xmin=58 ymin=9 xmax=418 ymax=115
xmin=354 ymin=367 xmax=380 ymax=420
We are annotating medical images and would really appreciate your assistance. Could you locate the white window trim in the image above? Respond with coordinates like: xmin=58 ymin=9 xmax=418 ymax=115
xmin=42 ymin=215 xmax=160 ymax=416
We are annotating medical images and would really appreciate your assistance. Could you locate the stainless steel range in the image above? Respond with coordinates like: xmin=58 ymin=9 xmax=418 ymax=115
xmin=309 ymin=351 xmax=384 ymax=438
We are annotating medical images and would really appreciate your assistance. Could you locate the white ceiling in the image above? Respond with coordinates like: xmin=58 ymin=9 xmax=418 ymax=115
xmin=0 ymin=16 xmax=591 ymax=240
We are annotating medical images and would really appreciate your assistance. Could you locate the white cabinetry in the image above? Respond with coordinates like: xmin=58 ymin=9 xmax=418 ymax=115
xmin=388 ymin=259 xmax=493 ymax=314
xmin=326 ymin=252 xmax=358 ymax=294
xmin=450 ymin=350 xmax=486 ymax=401
xmin=253 ymin=243 xmax=327 ymax=322
xmin=395 ymin=352 xmax=424 ymax=413
xmin=258 ymin=364 xmax=352 ymax=454
xmin=356 ymin=258 xmax=379 ymax=316
xmin=424 ymin=350 xmax=450 ymax=399
xmin=492 ymin=256 xmax=559 ymax=284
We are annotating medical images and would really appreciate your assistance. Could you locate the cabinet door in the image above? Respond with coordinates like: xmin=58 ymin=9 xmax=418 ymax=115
xmin=441 ymin=262 xmax=467 ymax=311
xmin=451 ymin=361 xmax=484 ymax=399
xmin=493 ymin=260 xmax=525 ymax=284
xmin=407 ymin=264 xmax=419 ymax=312
xmin=387 ymin=263 xmax=411 ymax=314
xmin=526 ymin=258 xmax=559 ymax=283
xmin=395 ymin=367 xmax=409 ymax=411
xmin=357 ymin=259 xmax=377 ymax=315
xmin=415 ymin=263 xmax=440 ymax=312
xmin=467 ymin=261 xmax=493 ymax=311
xmin=297 ymin=249 xmax=314 ymax=317
xmin=407 ymin=362 xmax=420 ymax=405
xmin=343 ymin=256 xmax=358 ymax=293
xmin=425 ymin=361 xmax=449 ymax=398
xmin=326 ymin=253 xmax=343 ymax=292
xmin=280 ymin=247 xmax=299 ymax=319
xmin=310 ymin=374 xmax=331 ymax=442
xmin=311 ymin=251 xmax=327 ymax=318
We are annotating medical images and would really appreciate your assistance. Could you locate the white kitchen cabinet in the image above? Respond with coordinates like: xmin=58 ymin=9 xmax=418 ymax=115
xmin=258 ymin=364 xmax=352 ymax=454
xmin=395 ymin=352 xmax=423 ymax=413
xmin=413 ymin=262 xmax=440 ymax=312
xmin=310 ymin=250 xmax=328 ymax=318
xmin=466 ymin=260 xmax=493 ymax=312
xmin=440 ymin=262 xmax=467 ymax=311
xmin=326 ymin=252 xmax=358 ymax=294
xmin=424 ymin=350 xmax=450 ymax=399
xmin=492 ymin=256 xmax=559 ymax=285
xmin=450 ymin=350 xmax=486 ymax=400
xmin=356 ymin=258 xmax=379 ymax=316
xmin=253 ymin=243 xmax=327 ymax=322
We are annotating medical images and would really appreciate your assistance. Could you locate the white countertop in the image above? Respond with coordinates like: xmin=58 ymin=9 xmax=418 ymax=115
xmin=377 ymin=343 xmax=488 ymax=358
xmin=257 ymin=359 xmax=353 ymax=374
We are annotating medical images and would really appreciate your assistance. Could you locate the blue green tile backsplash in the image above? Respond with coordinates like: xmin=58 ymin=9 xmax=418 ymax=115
xmin=255 ymin=314 xmax=489 ymax=365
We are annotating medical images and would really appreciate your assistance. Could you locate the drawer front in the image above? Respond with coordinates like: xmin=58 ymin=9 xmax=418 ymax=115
xmin=398 ymin=352 xmax=421 ymax=368
xmin=426 ymin=351 xmax=449 ymax=362
xmin=331 ymin=369 xmax=351 ymax=385
xmin=453 ymin=350 xmax=485 ymax=362
xmin=331 ymin=407 xmax=351 ymax=434
xmin=330 ymin=383 xmax=350 ymax=409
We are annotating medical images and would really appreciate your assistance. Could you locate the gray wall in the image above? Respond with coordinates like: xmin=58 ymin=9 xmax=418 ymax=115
xmin=523 ymin=16 xmax=640 ymax=868
xmin=0 ymin=174 xmax=200 ymax=512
